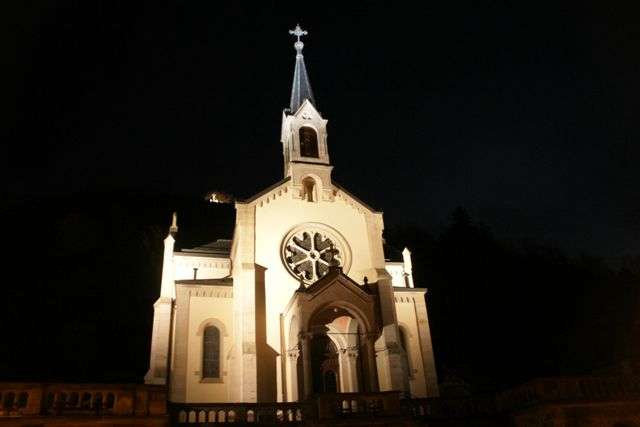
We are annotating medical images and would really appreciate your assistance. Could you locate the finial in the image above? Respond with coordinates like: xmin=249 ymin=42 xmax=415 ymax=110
xmin=328 ymin=242 xmax=341 ymax=270
xmin=363 ymin=276 xmax=369 ymax=285
xmin=169 ymin=212 xmax=178 ymax=235
xmin=289 ymin=24 xmax=308 ymax=56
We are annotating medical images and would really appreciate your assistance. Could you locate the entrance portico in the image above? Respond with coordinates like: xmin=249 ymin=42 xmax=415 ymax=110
xmin=281 ymin=267 xmax=382 ymax=400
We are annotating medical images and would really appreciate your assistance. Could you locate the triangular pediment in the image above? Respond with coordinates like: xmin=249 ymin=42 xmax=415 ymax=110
xmin=303 ymin=269 xmax=373 ymax=303
xmin=292 ymin=99 xmax=324 ymax=122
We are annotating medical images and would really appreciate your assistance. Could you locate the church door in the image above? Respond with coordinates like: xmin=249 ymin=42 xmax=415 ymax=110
xmin=310 ymin=334 xmax=340 ymax=393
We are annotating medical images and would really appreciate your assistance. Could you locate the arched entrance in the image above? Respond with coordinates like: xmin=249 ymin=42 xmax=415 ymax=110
xmin=304 ymin=305 xmax=375 ymax=396
xmin=282 ymin=269 xmax=381 ymax=400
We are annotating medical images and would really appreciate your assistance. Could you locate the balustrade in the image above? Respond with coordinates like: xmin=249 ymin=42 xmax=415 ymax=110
xmin=496 ymin=375 xmax=640 ymax=412
xmin=3 ymin=376 xmax=640 ymax=423
xmin=171 ymin=402 xmax=307 ymax=424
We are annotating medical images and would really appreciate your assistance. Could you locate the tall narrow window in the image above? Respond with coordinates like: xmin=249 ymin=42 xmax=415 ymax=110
xmin=203 ymin=326 xmax=221 ymax=378
xmin=299 ymin=127 xmax=319 ymax=158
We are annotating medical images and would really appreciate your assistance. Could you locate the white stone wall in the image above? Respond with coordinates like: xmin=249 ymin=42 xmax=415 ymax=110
xmin=173 ymin=255 xmax=231 ymax=281
xmin=394 ymin=290 xmax=439 ymax=398
xmin=185 ymin=290 xmax=234 ymax=402
xmin=250 ymin=181 xmax=380 ymax=400
xmin=386 ymin=262 xmax=406 ymax=287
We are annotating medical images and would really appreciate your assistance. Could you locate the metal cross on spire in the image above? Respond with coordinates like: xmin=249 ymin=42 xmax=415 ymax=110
xmin=289 ymin=24 xmax=307 ymax=42
xmin=289 ymin=24 xmax=307 ymax=55
xmin=288 ymin=23 xmax=315 ymax=111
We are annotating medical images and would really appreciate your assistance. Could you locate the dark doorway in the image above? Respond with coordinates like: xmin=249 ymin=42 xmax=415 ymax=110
xmin=310 ymin=334 xmax=340 ymax=393
xmin=324 ymin=371 xmax=338 ymax=393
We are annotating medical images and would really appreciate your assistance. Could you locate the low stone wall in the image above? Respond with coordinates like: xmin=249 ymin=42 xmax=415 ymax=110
xmin=0 ymin=383 xmax=166 ymax=418
xmin=3 ymin=377 xmax=640 ymax=426
xmin=0 ymin=415 xmax=169 ymax=427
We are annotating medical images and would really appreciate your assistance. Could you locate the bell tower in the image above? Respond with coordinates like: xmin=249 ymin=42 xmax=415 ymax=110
xmin=281 ymin=25 xmax=332 ymax=187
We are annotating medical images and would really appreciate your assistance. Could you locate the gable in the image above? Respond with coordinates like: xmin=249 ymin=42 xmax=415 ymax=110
xmin=292 ymin=98 xmax=323 ymax=121
xmin=296 ymin=270 xmax=379 ymax=334
xmin=303 ymin=270 xmax=373 ymax=304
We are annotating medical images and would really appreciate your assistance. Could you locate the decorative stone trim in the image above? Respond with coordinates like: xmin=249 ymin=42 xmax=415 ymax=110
xmin=257 ymin=186 xmax=289 ymax=208
xmin=176 ymin=286 xmax=233 ymax=299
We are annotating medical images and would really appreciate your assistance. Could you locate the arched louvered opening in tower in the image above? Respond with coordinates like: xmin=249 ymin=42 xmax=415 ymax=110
xmin=299 ymin=127 xmax=319 ymax=158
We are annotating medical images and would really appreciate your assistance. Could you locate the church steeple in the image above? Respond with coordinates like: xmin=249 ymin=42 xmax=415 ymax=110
xmin=281 ymin=25 xmax=332 ymax=184
xmin=289 ymin=24 xmax=316 ymax=113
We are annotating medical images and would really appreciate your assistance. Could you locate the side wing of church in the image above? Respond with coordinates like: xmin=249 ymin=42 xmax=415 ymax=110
xmin=144 ymin=25 xmax=439 ymax=403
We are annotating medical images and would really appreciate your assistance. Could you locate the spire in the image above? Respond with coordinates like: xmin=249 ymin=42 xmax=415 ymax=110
xmin=167 ymin=211 xmax=178 ymax=237
xmin=289 ymin=24 xmax=315 ymax=113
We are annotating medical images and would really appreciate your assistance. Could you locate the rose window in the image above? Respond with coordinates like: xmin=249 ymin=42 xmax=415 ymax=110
xmin=283 ymin=228 xmax=348 ymax=283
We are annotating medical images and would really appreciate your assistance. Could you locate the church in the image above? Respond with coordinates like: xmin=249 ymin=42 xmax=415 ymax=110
xmin=144 ymin=25 xmax=439 ymax=404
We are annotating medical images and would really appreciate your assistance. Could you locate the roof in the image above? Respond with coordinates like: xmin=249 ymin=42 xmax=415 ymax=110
xmin=302 ymin=267 xmax=375 ymax=296
xmin=237 ymin=176 xmax=291 ymax=204
xmin=175 ymin=277 xmax=233 ymax=286
xmin=332 ymin=181 xmax=381 ymax=214
xmin=181 ymin=239 xmax=232 ymax=257
xmin=289 ymin=37 xmax=315 ymax=113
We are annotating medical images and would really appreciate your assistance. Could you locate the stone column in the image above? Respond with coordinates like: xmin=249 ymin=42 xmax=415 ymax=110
xmin=238 ymin=263 xmax=258 ymax=402
xmin=366 ymin=213 xmax=407 ymax=392
xmin=300 ymin=332 xmax=313 ymax=399
xmin=169 ymin=286 xmax=190 ymax=402
xmin=144 ymin=297 xmax=173 ymax=385
xmin=287 ymin=347 xmax=300 ymax=401
xmin=145 ymin=227 xmax=176 ymax=386
xmin=339 ymin=349 xmax=360 ymax=392
xmin=231 ymin=203 xmax=258 ymax=402
xmin=402 ymin=248 xmax=415 ymax=288
xmin=363 ymin=334 xmax=379 ymax=392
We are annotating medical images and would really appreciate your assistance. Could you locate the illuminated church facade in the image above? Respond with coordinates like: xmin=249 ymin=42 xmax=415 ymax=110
xmin=145 ymin=25 xmax=438 ymax=404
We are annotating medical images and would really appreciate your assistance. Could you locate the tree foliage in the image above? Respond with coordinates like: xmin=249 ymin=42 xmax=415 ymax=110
xmin=385 ymin=207 xmax=640 ymax=392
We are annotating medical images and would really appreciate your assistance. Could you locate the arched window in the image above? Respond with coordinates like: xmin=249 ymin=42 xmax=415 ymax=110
xmin=299 ymin=127 xmax=319 ymax=158
xmin=302 ymin=177 xmax=316 ymax=202
xmin=203 ymin=326 xmax=221 ymax=379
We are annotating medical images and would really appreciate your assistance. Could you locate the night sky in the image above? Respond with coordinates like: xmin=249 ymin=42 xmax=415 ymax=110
xmin=2 ymin=2 xmax=640 ymax=386
xmin=3 ymin=1 xmax=638 ymax=257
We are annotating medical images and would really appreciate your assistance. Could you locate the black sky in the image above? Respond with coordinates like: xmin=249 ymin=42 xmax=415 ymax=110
xmin=2 ymin=1 xmax=639 ymax=257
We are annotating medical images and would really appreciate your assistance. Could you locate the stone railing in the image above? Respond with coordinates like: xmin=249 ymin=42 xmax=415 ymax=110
xmin=400 ymin=375 xmax=640 ymax=421
xmin=402 ymin=395 xmax=497 ymax=419
xmin=170 ymin=401 xmax=310 ymax=424
xmin=0 ymin=382 xmax=166 ymax=417
xmin=3 ymin=376 xmax=640 ymax=423
xmin=315 ymin=391 xmax=401 ymax=419
xmin=496 ymin=375 xmax=640 ymax=411
xmin=170 ymin=391 xmax=402 ymax=424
